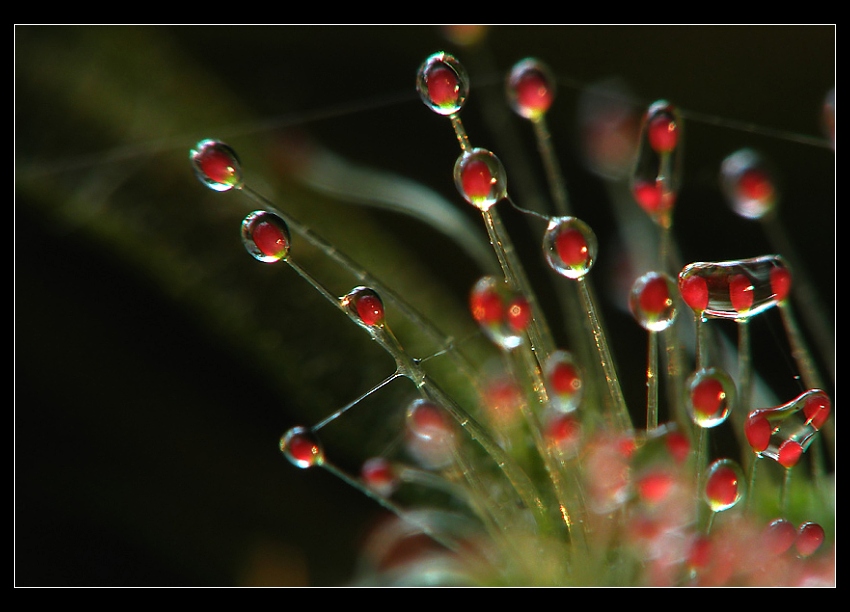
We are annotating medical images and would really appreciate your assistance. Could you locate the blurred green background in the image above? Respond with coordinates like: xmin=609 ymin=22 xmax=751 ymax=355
xmin=15 ymin=25 xmax=834 ymax=586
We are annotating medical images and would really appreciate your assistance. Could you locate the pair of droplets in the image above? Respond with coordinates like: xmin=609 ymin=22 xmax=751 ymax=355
xmin=189 ymin=50 xmax=831 ymax=574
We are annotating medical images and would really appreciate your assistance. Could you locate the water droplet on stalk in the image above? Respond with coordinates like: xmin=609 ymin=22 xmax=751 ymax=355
xmin=543 ymin=216 xmax=597 ymax=279
xmin=241 ymin=210 xmax=291 ymax=263
xmin=190 ymin=139 xmax=243 ymax=191
xmin=506 ymin=58 xmax=555 ymax=121
xmin=280 ymin=426 xmax=324 ymax=469
xmin=416 ymin=52 xmax=469 ymax=116
xmin=454 ymin=148 xmax=507 ymax=211
xmin=704 ymin=458 xmax=744 ymax=512
xmin=686 ymin=368 xmax=735 ymax=428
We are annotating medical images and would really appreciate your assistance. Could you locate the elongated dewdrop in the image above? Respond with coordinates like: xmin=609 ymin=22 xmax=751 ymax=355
xmin=543 ymin=216 xmax=632 ymax=433
xmin=630 ymin=100 xmax=683 ymax=275
xmin=744 ymin=389 xmax=831 ymax=513
xmin=628 ymin=271 xmax=678 ymax=431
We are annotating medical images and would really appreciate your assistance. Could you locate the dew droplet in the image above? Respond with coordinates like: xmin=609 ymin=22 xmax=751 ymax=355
xmin=416 ymin=52 xmax=469 ymax=116
xmin=405 ymin=399 xmax=456 ymax=469
xmin=720 ymin=148 xmax=778 ymax=220
xmin=190 ymin=139 xmax=244 ymax=192
xmin=795 ymin=522 xmax=825 ymax=557
xmin=686 ymin=367 xmax=736 ymax=428
xmin=241 ymin=210 xmax=291 ymax=263
xmin=469 ymin=276 xmax=529 ymax=351
xmin=506 ymin=58 xmax=555 ymax=121
xmin=453 ymin=148 xmax=507 ymax=211
xmin=745 ymin=389 xmax=830 ymax=467
xmin=361 ymin=457 xmax=398 ymax=498
xmin=762 ymin=518 xmax=797 ymax=556
xmin=544 ymin=412 xmax=582 ymax=459
xmin=341 ymin=286 xmax=385 ymax=327
xmin=280 ymin=426 xmax=324 ymax=469
xmin=629 ymin=271 xmax=678 ymax=332
xmin=645 ymin=100 xmax=680 ymax=154
xmin=543 ymin=216 xmax=598 ymax=280
xmin=544 ymin=350 xmax=583 ymax=413
xmin=704 ymin=458 xmax=744 ymax=512
xmin=678 ymin=255 xmax=790 ymax=320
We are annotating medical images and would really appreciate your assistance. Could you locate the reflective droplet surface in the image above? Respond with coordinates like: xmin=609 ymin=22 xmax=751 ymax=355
xmin=543 ymin=216 xmax=598 ymax=279
xmin=341 ymin=286 xmax=385 ymax=327
xmin=762 ymin=518 xmax=797 ymax=556
xmin=190 ymin=139 xmax=243 ymax=192
xmin=645 ymin=100 xmax=680 ymax=154
xmin=454 ymin=148 xmax=507 ymax=211
xmin=469 ymin=276 xmax=529 ymax=351
xmin=416 ymin=52 xmax=469 ymax=116
xmin=629 ymin=271 xmax=678 ymax=332
xmin=686 ymin=367 xmax=736 ymax=428
xmin=544 ymin=350 xmax=583 ymax=413
xmin=745 ymin=389 xmax=830 ymax=467
xmin=677 ymin=255 xmax=790 ymax=320
xmin=405 ymin=399 xmax=456 ymax=469
xmin=506 ymin=58 xmax=555 ymax=120
xmin=241 ymin=210 xmax=291 ymax=263
xmin=361 ymin=457 xmax=398 ymax=498
xmin=796 ymin=522 xmax=825 ymax=557
xmin=704 ymin=458 xmax=744 ymax=512
xmin=720 ymin=148 xmax=778 ymax=220
xmin=280 ymin=426 xmax=324 ymax=469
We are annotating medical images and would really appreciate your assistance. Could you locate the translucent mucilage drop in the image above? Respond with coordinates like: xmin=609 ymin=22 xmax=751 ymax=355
xmin=454 ymin=148 xmax=507 ymax=211
xmin=241 ymin=210 xmax=291 ymax=263
xmin=506 ymin=58 xmax=555 ymax=121
xmin=341 ymin=286 xmax=385 ymax=327
xmin=542 ymin=216 xmax=598 ymax=280
xmin=686 ymin=367 xmax=736 ymax=428
xmin=744 ymin=389 xmax=830 ymax=468
xmin=544 ymin=350 xmax=583 ymax=413
xmin=678 ymin=255 xmax=791 ymax=320
xmin=405 ymin=399 xmax=456 ymax=469
xmin=629 ymin=271 xmax=678 ymax=332
xmin=361 ymin=457 xmax=398 ymax=498
xmin=190 ymin=139 xmax=244 ymax=192
xmin=416 ymin=51 xmax=469 ymax=116
xmin=280 ymin=426 xmax=324 ymax=469
xmin=469 ymin=275 xmax=530 ymax=351
xmin=630 ymin=100 xmax=682 ymax=227
xmin=796 ymin=522 xmax=825 ymax=557
xmin=704 ymin=458 xmax=745 ymax=512
xmin=720 ymin=148 xmax=778 ymax=220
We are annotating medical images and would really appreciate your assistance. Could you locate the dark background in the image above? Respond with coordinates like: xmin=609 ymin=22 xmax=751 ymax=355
xmin=16 ymin=25 xmax=834 ymax=586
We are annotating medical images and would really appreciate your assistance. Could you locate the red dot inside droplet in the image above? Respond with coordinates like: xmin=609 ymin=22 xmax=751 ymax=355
xmin=639 ymin=275 xmax=671 ymax=315
xmin=356 ymin=293 xmax=384 ymax=326
xmin=796 ymin=522 xmax=825 ymax=557
xmin=555 ymin=228 xmax=589 ymax=268
xmin=461 ymin=159 xmax=494 ymax=200
xmin=692 ymin=377 xmax=726 ymax=419
xmin=745 ymin=414 xmax=772 ymax=452
xmin=777 ymin=439 xmax=803 ymax=468
xmin=706 ymin=465 xmax=739 ymax=507
xmin=286 ymin=431 xmax=322 ymax=467
xmin=803 ymin=395 xmax=831 ymax=430
xmin=252 ymin=220 xmax=289 ymax=259
xmin=770 ymin=267 xmax=792 ymax=303
xmin=550 ymin=362 xmax=581 ymax=396
xmin=505 ymin=297 xmax=532 ymax=332
xmin=729 ymin=274 xmax=754 ymax=313
xmin=763 ymin=518 xmax=797 ymax=556
xmin=648 ymin=114 xmax=678 ymax=153
xmin=515 ymin=71 xmax=553 ymax=116
xmin=638 ymin=470 xmax=675 ymax=504
xmin=426 ymin=65 xmax=459 ymax=107
xmin=632 ymin=179 xmax=665 ymax=213
xmin=680 ymin=275 xmax=708 ymax=313
xmin=738 ymin=167 xmax=774 ymax=202
xmin=470 ymin=287 xmax=503 ymax=325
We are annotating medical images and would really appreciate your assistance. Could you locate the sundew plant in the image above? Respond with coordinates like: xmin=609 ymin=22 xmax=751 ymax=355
xmin=16 ymin=25 xmax=834 ymax=586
